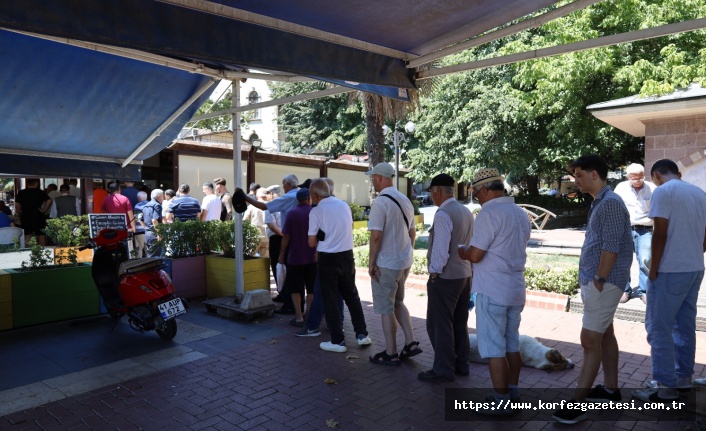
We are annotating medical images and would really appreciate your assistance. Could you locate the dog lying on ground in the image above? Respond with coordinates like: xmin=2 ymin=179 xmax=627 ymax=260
xmin=468 ymin=334 xmax=574 ymax=371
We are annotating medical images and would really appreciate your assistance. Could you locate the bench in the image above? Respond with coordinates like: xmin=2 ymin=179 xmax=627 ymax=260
xmin=517 ymin=204 xmax=557 ymax=231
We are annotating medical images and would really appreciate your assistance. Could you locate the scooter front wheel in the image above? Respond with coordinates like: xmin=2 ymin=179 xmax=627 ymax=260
xmin=156 ymin=319 xmax=177 ymax=341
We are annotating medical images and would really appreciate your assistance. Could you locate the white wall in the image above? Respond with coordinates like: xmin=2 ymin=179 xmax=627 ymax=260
xmin=178 ymin=154 xmax=248 ymax=193
xmin=240 ymin=80 xmax=279 ymax=152
xmin=254 ymin=163 xmax=319 ymax=191
xmin=682 ymin=158 xmax=706 ymax=191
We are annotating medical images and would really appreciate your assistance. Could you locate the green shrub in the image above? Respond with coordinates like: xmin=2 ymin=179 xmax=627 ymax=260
xmin=21 ymin=238 xmax=52 ymax=270
xmin=216 ymin=220 xmax=261 ymax=258
xmin=153 ymin=220 xmax=261 ymax=259
xmin=411 ymin=199 xmax=421 ymax=215
xmin=349 ymin=203 xmax=366 ymax=221
xmin=524 ymin=267 xmax=579 ymax=295
xmin=353 ymin=247 xmax=369 ymax=268
xmin=45 ymin=214 xmax=90 ymax=247
xmin=411 ymin=254 xmax=428 ymax=275
xmin=352 ymin=228 xmax=370 ymax=247
xmin=415 ymin=223 xmax=427 ymax=234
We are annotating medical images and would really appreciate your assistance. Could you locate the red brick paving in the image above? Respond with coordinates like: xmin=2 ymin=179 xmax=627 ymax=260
xmin=2 ymin=270 xmax=705 ymax=430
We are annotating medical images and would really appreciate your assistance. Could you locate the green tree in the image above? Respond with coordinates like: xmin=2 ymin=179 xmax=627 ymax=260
xmin=269 ymin=82 xmax=366 ymax=158
xmin=407 ymin=0 xmax=704 ymax=188
xmin=190 ymin=87 xmax=253 ymax=132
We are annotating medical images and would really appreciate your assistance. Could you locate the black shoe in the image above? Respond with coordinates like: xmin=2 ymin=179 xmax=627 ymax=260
xmin=417 ymin=370 xmax=454 ymax=383
xmin=272 ymin=295 xmax=285 ymax=303
xmin=552 ymin=400 xmax=587 ymax=424
xmin=586 ymin=384 xmax=622 ymax=402
xmin=455 ymin=367 xmax=469 ymax=376
xmin=274 ymin=308 xmax=295 ymax=315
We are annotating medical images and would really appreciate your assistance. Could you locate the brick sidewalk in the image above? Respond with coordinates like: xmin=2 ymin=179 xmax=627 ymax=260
xmin=2 ymin=274 xmax=705 ymax=430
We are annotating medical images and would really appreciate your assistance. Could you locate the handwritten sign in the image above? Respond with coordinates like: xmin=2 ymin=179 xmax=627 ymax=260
xmin=88 ymin=213 xmax=127 ymax=238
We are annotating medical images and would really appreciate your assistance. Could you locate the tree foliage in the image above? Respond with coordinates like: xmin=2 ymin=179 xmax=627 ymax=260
xmin=269 ymin=82 xmax=367 ymax=158
xmin=408 ymin=0 xmax=705 ymax=184
xmin=269 ymin=0 xmax=706 ymax=188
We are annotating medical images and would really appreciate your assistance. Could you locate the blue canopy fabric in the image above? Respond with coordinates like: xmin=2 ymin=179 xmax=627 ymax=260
xmin=0 ymin=0 xmax=562 ymax=177
xmin=0 ymin=30 xmax=217 ymax=178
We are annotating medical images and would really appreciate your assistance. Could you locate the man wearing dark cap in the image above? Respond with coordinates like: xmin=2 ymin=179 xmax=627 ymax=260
xmin=279 ymin=188 xmax=316 ymax=326
xmin=459 ymin=168 xmax=530 ymax=415
xmin=419 ymin=173 xmax=473 ymax=382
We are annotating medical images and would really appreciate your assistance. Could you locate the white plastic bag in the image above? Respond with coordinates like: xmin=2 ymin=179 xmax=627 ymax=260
xmin=276 ymin=263 xmax=287 ymax=293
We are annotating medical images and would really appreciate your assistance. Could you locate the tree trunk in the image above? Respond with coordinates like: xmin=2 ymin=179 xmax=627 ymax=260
xmin=526 ymin=175 xmax=539 ymax=196
xmin=364 ymin=93 xmax=385 ymax=202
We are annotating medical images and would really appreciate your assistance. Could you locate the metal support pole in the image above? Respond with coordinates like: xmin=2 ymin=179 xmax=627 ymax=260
xmin=394 ymin=131 xmax=400 ymax=190
xmin=232 ymin=80 xmax=245 ymax=298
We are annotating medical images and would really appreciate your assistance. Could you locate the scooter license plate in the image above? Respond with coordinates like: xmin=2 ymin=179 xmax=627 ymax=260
xmin=158 ymin=298 xmax=186 ymax=320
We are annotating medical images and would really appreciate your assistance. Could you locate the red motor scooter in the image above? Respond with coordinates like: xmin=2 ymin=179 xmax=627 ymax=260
xmin=81 ymin=228 xmax=186 ymax=340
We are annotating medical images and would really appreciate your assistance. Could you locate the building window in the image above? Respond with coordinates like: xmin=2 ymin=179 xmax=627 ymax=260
xmin=248 ymin=90 xmax=261 ymax=120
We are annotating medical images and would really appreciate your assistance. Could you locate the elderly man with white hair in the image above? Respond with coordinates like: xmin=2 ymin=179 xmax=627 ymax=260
xmin=240 ymin=174 xmax=301 ymax=314
xmin=614 ymin=163 xmax=656 ymax=304
xmin=142 ymin=189 xmax=164 ymax=257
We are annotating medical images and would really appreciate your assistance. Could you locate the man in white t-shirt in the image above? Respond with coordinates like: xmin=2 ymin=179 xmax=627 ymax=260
xmin=200 ymin=182 xmax=222 ymax=221
xmin=614 ymin=163 xmax=656 ymax=304
xmin=308 ymin=178 xmax=371 ymax=353
xmin=633 ymin=159 xmax=706 ymax=404
xmin=365 ymin=163 xmax=421 ymax=366
xmin=459 ymin=168 xmax=530 ymax=415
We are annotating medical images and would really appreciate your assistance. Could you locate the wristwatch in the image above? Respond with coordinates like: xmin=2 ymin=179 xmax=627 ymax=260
xmin=594 ymin=274 xmax=607 ymax=283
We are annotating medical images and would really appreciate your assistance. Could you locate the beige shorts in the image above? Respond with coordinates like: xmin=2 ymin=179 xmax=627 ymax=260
xmin=580 ymin=281 xmax=622 ymax=333
xmin=371 ymin=267 xmax=410 ymax=314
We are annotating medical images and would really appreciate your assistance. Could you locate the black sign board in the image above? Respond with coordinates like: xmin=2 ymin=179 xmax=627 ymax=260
xmin=88 ymin=213 xmax=128 ymax=238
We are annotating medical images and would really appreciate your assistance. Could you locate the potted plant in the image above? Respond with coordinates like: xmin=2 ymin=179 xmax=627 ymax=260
xmin=349 ymin=203 xmax=368 ymax=229
xmin=5 ymin=238 xmax=98 ymax=328
xmin=206 ymin=220 xmax=271 ymax=298
xmin=45 ymin=215 xmax=93 ymax=264
xmin=152 ymin=220 xmax=218 ymax=299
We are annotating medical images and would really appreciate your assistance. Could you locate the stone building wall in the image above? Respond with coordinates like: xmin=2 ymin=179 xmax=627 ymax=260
xmin=644 ymin=113 xmax=706 ymax=189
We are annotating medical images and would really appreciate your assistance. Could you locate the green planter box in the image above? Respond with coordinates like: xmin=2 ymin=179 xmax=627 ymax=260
xmin=206 ymin=255 xmax=271 ymax=298
xmin=0 ymin=270 xmax=12 ymax=331
xmin=167 ymin=255 xmax=207 ymax=299
xmin=8 ymin=264 xmax=99 ymax=328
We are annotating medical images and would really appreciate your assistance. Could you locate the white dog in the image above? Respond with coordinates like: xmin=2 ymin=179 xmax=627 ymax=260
xmin=468 ymin=334 xmax=574 ymax=372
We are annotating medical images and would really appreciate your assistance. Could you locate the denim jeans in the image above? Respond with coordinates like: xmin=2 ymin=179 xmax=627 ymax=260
xmin=626 ymin=228 xmax=652 ymax=294
xmin=305 ymin=272 xmax=344 ymax=331
xmin=645 ymin=270 xmax=703 ymax=387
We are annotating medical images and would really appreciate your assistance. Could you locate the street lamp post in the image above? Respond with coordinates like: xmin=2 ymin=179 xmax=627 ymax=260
xmin=383 ymin=121 xmax=415 ymax=189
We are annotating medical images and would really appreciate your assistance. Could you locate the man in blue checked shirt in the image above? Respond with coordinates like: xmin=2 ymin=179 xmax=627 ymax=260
xmin=553 ymin=155 xmax=633 ymax=425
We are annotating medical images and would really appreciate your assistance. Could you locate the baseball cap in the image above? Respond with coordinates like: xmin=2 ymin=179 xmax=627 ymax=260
xmin=296 ymin=188 xmax=310 ymax=201
xmin=364 ymin=162 xmax=395 ymax=178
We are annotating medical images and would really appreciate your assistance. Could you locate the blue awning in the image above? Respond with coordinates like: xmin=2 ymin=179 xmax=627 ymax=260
xmin=0 ymin=0 xmax=564 ymax=177
xmin=0 ymin=30 xmax=217 ymax=178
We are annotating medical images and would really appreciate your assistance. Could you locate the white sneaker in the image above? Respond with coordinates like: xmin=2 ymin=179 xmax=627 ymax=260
xmin=320 ymin=341 xmax=347 ymax=353
xmin=633 ymin=385 xmax=679 ymax=403
xmin=356 ymin=334 xmax=372 ymax=346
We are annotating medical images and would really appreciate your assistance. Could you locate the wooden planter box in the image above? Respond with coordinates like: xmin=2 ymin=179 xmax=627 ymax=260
xmin=167 ymin=255 xmax=207 ymax=299
xmin=525 ymin=290 xmax=570 ymax=312
xmin=206 ymin=255 xmax=271 ymax=298
xmin=414 ymin=214 xmax=424 ymax=225
xmin=352 ymin=220 xmax=368 ymax=230
xmin=0 ymin=270 xmax=12 ymax=330
xmin=8 ymin=264 xmax=99 ymax=328
xmin=51 ymin=247 xmax=93 ymax=265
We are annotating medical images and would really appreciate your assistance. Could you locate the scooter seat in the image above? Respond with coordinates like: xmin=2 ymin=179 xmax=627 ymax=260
xmin=119 ymin=257 xmax=164 ymax=277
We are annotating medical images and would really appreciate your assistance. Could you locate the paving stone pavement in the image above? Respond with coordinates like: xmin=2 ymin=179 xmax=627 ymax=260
xmin=1 ymin=272 xmax=705 ymax=430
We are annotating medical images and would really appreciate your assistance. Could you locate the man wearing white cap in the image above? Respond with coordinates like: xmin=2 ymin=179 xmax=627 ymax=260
xmin=365 ymin=162 xmax=422 ymax=366
xmin=459 ymin=168 xmax=530 ymax=415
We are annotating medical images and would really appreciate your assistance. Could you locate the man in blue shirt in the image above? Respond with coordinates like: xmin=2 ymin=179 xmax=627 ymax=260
xmin=142 ymin=189 xmax=164 ymax=257
xmin=553 ymin=155 xmax=633 ymax=425
xmin=167 ymin=184 xmax=201 ymax=222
